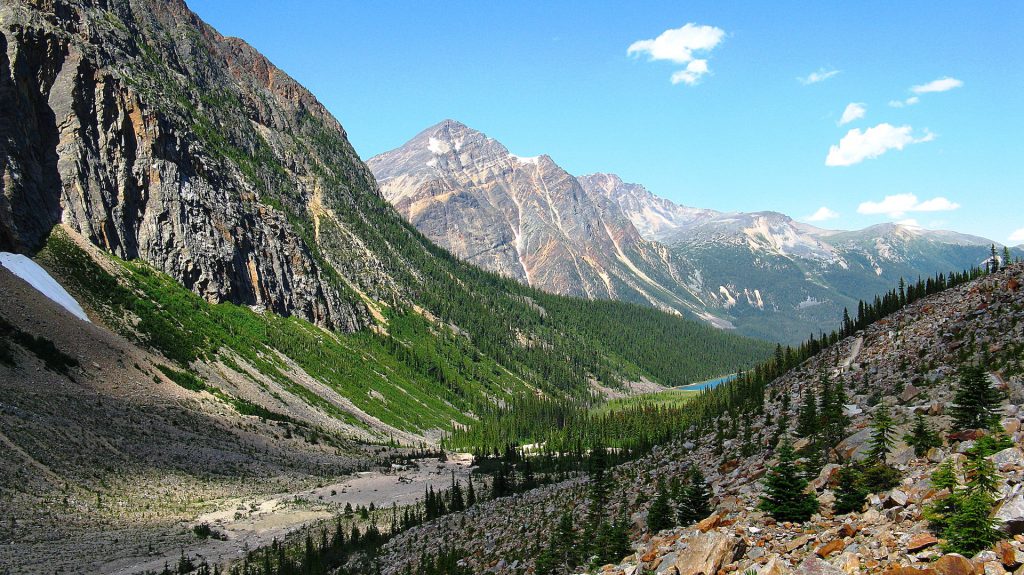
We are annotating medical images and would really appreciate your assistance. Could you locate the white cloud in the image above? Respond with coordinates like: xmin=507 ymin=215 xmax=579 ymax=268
xmin=798 ymin=68 xmax=840 ymax=85
xmin=628 ymin=24 xmax=725 ymax=86
xmin=857 ymin=193 xmax=961 ymax=218
xmin=825 ymin=123 xmax=935 ymax=167
xmin=1009 ymin=228 xmax=1024 ymax=244
xmin=896 ymin=218 xmax=921 ymax=227
xmin=805 ymin=207 xmax=839 ymax=222
xmin=838 ymin=102 xmax=866 ymax=126
xmin=911 ymin=77 xmax=964 ymax=94
xmin=671 ymin=59 xmax=709 ymax=85
xmin=888 ymin=96 xmax=920 ymax=108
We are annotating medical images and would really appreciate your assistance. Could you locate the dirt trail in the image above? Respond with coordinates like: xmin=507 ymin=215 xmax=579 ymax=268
xmin=103 ymin=454 xmax=473 ymax=574
xmin=839 ymin=336 xmax=863 ymax=372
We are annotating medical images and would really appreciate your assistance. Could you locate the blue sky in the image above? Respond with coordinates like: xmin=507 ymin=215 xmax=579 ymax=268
xmin=188 ymin=1 xmax=1023 ymax=244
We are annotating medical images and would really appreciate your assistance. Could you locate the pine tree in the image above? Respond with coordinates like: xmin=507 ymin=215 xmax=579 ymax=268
xmin=450 ymin=472 xmax=465 ymax=512
xmin=466 ymin=475 xmax=477 ymax=507
xmin=868 ymin=404 xmax=897 ymax=463
xmin=796 ymin=385 xmax=818 ymax=438
xmin=759 ymin=440 xmax=819 ymax=522
xmin=904 ymin=413 xmax=942 ymax=456
xmin=951 ymin=365 xmax=1002 ymax=431
xmin=647 ymin=478 xmax=674 ymax=533
xmin=676 ymin=467 xmax=712 ymax=526
xmin=536 ymin=510 xmax=578 ymax=575
xmin=820 ymin=374 xmax=849 ymax=449
xmin=833 ymin=464 xmax=868 ymax=514
xmin=944 ymin=490 xmax=1002 ymax=555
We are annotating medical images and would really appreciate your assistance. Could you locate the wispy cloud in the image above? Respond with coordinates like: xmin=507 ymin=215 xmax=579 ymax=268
xmin=825 ymin=123 xmax=935 ymax=167
xmin=838 ymin=103 xmax=866 ymax=126
xmin=911 ymin=77 xmax=964 ymax=94
xmin=798 ymin=68 xmax=840 ymax=85
xmin=857 ymin=193 xmax=960 ymax=218
xmin=888 ymin=96 xmax=920 ymax=108
xmin=628 ymin=23 xmax=725 ymax=86
xmin=1010 ymin=228 xmax=1024 ymax=244
xmin=805 ymin=207 xmax=839 ymax=222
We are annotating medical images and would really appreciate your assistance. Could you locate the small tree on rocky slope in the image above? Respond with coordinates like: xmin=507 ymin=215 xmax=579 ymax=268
xmin=951 ymin=364 xmax=1003 ymax=431
xmin=904 ymin=413 xmax=943 ymax=456
xmin=760 ymin=439 xmax=819 ymax=522
xmin=867 ymin=404 xmax=897 ymax=463
xmin=647 ymin=478 xmax=674 ymax=533
xmin=927 ymin=451 xmax=1005 ymax=556
xmin=675 ymin=467 xmax=712 ymax=526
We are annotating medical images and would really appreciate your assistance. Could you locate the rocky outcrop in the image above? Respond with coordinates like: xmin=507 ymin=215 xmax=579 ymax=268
xmin=0 ymin=0 xmax=380 ymax=330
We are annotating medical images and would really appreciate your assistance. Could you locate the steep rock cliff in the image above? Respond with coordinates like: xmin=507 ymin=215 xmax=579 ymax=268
xmin=0 ymin=0 xmax=379 ymax=330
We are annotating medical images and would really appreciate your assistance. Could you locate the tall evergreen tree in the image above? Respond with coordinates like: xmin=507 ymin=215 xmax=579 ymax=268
xmin=904 ymin=413 xmax=942 ymax=456
xmin=796 ymin=385 xmax=818 ymax=438
xmin=760 ymin=440 xmax=819 ymax=522
xmin=951 ymin=365 xmax=1002 ymax=430
xmin=466 ymin=474 xmax=476 ymax=508
xmin=833 ymin=464 xmax=869 ymax=514
xmin=868 ymin=404 xmax=897 ymax=463
xmin=647 ymin=478 xmax=674 ymax=533
xmin=676 ymin=467 xmax=712 ymax=526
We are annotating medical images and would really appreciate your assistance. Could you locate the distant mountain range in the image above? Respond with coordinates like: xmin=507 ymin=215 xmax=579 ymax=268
xmin=370 ymin=120 xmax=1020 ymax=342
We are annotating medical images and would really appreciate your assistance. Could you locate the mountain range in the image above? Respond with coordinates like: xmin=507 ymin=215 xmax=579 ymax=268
xmin=370 ymin=120 xmax=1019 ymax=342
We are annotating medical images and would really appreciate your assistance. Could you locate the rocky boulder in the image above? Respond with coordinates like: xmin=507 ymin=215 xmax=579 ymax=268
xmin=671 ymin=530 xmax=742 ymax=575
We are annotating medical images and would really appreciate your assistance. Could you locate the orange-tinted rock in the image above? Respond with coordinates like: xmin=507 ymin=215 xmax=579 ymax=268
xmin=816 ymin=540 xmax=846 ymax=558
xmin=934 ymin=554 xmax=976 ymax=575
xmin=995 ymin=540 xmax=1022 ymax=568
xmin=907 ymin=533 xmax=939 ymax=552
xmin=696 ymin=514 xmax=723 ymax=532
xmin=838 ymin=523 xmax=858 ymax=538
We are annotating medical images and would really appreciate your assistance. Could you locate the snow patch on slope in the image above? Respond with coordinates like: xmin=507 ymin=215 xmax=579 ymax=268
xmin=1 ymin=252 xmax=90 ymax=322
xmin=511 ymin=154 xmax=539 ymax=165
xmin=427 ymin=137 xmax=451 ymax=155
xmin=718 ymin=286 xmax=736 ymax=308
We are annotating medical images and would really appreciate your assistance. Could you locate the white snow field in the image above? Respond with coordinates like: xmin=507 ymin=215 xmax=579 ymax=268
xmin=1 ymin=252 xmax=90 ymax=322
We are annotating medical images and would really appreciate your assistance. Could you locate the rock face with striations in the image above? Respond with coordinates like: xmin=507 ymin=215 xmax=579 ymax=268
xmin=371 ymin=121 xmax=1021 ymax=343
xmin=0 ymin=0 xmax=388 ymax=330
xmin=368 ymin=120 xmax=714 ymax=321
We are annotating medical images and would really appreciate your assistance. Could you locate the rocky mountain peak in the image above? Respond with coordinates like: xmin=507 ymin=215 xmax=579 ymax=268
xmin=368 ymin=122 xmax=712 ymax=318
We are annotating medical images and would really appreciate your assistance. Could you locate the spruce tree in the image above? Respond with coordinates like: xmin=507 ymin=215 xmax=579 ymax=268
xmin=796 ymin=385 xmax=818 ymax=438
xmin=833 ymin=464 xmax=868 ymax=514
xmin=945 ymin=490 xmax=1002 ymax=555
xmin=676 ymin=467 xmax=712 ymax=526
xmin=467 ymin=475 xmax=478 ymax=508
xmin=951 ymin=365 xmax=1002 ymax=431
xmin=759 ymin=440 xmax=819 ymax=522
xmin=820 ymin=375 xmax=849 ymax=449
xmin=647 ymin=478 xmax=674 ymax=533
xmin=868 ymin=404 xmax=897 ymax=463
xmin=903 ymin=413 xmax=942 ymax=456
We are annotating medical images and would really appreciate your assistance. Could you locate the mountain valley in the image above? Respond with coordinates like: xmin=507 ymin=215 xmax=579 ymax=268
xmin=0 ymin=1 xmax=1021 ymax=575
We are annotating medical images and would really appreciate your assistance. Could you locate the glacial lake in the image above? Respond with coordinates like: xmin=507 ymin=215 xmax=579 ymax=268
xmin=675 ymin=373 xmax=738 ymax=391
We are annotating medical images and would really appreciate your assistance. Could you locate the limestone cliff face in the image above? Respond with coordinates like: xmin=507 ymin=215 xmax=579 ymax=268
xmin=0 ymin=0 xmax=386 ymax=331
xmin=369 ymin=120 xmax=709 ymax=316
